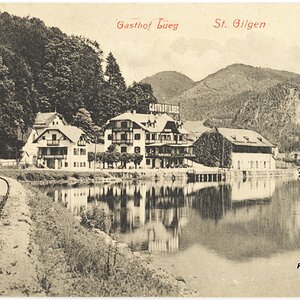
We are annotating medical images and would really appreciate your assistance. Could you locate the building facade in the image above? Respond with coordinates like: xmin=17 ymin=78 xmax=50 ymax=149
xmin=194 ymin=127 xmax=276 ymax=170
xmin=22 ymin=112 xmax=88 ymax=170
xmin=104 ymin=110 xmax=195 ymax=168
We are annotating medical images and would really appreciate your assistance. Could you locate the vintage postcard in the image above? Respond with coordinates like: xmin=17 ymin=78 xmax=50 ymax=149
xmin=1 ymin=2 xmax=300 ymax=297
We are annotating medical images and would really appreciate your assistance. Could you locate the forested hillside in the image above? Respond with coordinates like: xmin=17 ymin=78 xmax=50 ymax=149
xmin=0 ymin=12 xmax=157 ymax=158
xmin=171 ymin=64 xmax=300 ymax=121
xmin=232 ymin=81 xmax=300 ymax=152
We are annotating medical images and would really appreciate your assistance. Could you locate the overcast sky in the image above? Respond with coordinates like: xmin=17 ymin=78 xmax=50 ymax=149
xmin=1 ymin=3 xmax=300 ymax=84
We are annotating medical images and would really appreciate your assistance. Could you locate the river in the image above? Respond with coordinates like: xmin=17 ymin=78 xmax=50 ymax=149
xmin=38 ymin=176 xmax=300 ymax=296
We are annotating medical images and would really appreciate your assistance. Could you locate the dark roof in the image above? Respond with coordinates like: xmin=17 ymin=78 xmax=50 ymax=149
xmin=216 ymin=128 xmax=274 ymax=147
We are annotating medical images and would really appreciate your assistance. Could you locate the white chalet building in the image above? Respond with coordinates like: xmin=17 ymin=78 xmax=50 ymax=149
xmin=22 ymin=112 xmax=88 ymax=170
xmin=104 ymin=110 xmax=195 ymax=168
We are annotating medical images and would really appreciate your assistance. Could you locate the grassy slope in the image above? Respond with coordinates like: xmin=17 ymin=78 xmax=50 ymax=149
xmin=27 ymin=185 xmax=193 ymax=296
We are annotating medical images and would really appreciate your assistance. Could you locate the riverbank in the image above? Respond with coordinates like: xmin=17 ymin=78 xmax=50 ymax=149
xmin=0 ymin=177 xmax=196 ymax=296
xmin=0 ymin=169 xmax=120 ymax=185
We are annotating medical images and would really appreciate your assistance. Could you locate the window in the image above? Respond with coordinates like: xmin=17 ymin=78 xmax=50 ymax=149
xmin=134 ymin=147 xmax=141 ymax=154
xmin=80 ymin=162 xmax=83 ymax=167
xmin=151 ymin=133 xmax=155 ymax=140
xmin=74 ymin=148 xmax=78 ymax=155
xmin=264 ymin=161 xmax=266 ymax=168
xmin=178 ymin=135 xmax=183 ymax=141
xmin=146 ymin=159 xmax=151 ymax=165
xmin=121 ymin=121 xmax=127 ymax=128
xmin=121 ymin=146 xmax=127 ymax=153
xmin=256 ymin=161 xmax=259 ymax=169
xmin=80 ymin=148 xmax=86 ymax=155
xmin=52 ymin=134 xmax=57 ymax=140
xmin=74 ymin=162 xmax=76 ymax=167
xmin=121 ymin=133 xmax=127 ymax=140
xmin=65 ymin=162 xmax=68 ymax=168
xmin=134 ymin=133 xmax=141 ymax=140
xmin=83 ymin=162 xmax=86 ymax=167
xmin=108 ymin=134 xmax=112 ymax=140
xmin=42 ymin=136 xmax=46 ymax=140
xmin=146 ymin=133 xmax=150 ymax=140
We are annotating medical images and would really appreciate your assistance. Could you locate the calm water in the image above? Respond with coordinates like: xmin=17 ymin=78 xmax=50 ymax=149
xmin=38 ymin=177 xmax=300 ymax=296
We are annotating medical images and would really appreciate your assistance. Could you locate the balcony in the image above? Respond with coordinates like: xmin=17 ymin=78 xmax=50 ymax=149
xmin=146 ymin=152 xmax=195 ymax=158
xmin=47 ymin=140 xmax=60 ymax=146
xmin=112 ymin=139 xmax=133 ymax=145
xmin=38 ymin=154 xmax=68 ymax=160
xmin=77 ymin=141 xmax=86 ymax=146
xmin=146 ymin=139 xmax=187 ymax=145
xmin=112 ymin=127 xmax=133 ymax=132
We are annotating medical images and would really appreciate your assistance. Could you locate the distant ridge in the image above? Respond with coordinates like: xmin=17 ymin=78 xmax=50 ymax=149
xmin=141 ymin=71 xmax=195 ymax=104
xmin=170 ymin=63 xmax=300 ymax=121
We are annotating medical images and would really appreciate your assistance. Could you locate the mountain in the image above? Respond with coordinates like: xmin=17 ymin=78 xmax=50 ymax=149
xmin=232 ymin=81 xmax=300 ymax=151
xmin=141 ymin=71 xmax=195 ymax=103
xmin=171 ymin=64 xmax=300 ymax=122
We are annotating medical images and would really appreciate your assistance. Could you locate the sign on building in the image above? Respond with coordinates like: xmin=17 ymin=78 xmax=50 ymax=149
xmin=149 ymin=103 xmax=180 ymax=114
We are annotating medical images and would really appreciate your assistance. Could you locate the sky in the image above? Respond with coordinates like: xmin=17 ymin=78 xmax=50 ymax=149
xmin=1 ymin=3 xmax=300 ymax=84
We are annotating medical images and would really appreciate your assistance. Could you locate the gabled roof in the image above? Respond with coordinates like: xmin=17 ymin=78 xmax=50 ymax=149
xmin=34 ymin=125 xmax=84 ymax=144
xmin=109 ymin=112 xmax=189 ymax=134
xmin=215 ymin=127 xmax=274 ymax=147
xmin=33 ymin=112 xmax=68 ymax=128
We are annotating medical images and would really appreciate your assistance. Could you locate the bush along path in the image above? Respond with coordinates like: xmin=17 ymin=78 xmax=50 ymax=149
xmin=26 ymin=185 xmax=197 ymax=296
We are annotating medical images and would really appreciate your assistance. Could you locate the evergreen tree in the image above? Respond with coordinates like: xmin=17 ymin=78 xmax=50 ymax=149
xmin=105 ymin=52 xmax=126 ymax=91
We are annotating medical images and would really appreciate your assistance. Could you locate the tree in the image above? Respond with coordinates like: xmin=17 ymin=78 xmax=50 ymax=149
xmin=102 ymin=144 xmax=121 ymax=168
xmin=72 ymin=108 xmax=100 ymax=140
xmin=105 ymin=52 xmax=126 ymax=91
xmin=0 ymin=58 xmax=25 ymax=159
xmin=87 ymin=152 xmax=95 ymax=169
xmin=120 ymin=152 xmax=132 ymax=168
xmin=96 ymin=152 xmax=105 ymax=169
xmin=131 ymin=153 xmax=143 ymax=169
xmin=126 ymin=82 xmax=157 ymax=113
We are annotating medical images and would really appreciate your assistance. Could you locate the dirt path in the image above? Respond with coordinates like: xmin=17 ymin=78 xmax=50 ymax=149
xmin=0 ymin=177 xmax=44 ymax=296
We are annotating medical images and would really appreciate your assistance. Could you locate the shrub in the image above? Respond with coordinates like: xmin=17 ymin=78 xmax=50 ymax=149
xmin=44 ymin=174 xmax=54 ymax=180
xmin=80 ymin=206 xmax=112 ymax=234
xmin=73 ymin=173 xmax=80 ymax=179
xmin=17 ymin=174 xmax=26 ymax=181
xmin=62 ymin=174 xmax=69 ymax=181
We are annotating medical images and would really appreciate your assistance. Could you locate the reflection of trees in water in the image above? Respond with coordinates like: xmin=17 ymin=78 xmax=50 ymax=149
xmin=180 ymin=180 xmax=300 ymax=261
xmin=41 ymin=179 xmax=300 ymax=257
xmin=190 ymin=185 xmax=232 ymax=221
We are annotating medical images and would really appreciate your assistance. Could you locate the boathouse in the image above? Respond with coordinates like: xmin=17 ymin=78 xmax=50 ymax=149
xmin=193 ymin=127 xmax=276 ymax=170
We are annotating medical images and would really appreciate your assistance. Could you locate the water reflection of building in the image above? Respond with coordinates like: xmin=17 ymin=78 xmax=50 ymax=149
xmin=43 ymin=177 xmax=288 ymax=256
xmin=47 ymin=185 xmax=89 ymax=216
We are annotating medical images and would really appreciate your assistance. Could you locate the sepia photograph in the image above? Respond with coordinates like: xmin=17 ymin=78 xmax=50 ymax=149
xmin=1 ymin=2 xmax=300 ymax=297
